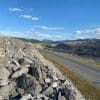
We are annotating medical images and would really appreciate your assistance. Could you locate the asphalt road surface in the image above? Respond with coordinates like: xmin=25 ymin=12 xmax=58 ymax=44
xmin=41 ymin=49 xmax=100 ymax=88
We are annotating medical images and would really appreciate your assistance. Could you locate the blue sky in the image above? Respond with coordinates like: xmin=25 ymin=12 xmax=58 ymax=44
xmin=0 ymin=0 xmax=100 ymax=40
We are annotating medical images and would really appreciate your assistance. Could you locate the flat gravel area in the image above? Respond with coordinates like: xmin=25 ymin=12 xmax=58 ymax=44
xmin=41 ymin=50 xmax=100 ymax=88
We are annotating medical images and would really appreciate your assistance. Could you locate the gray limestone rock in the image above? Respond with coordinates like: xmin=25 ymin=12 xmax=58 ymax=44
xmin=0 ymin=82 xmax=16 ymax=99
xmin=12 ymin=59 xmax=20 ymax=66
xmin=0 ymin=36 xmax=84 ymax=100
xmin=0 ymin=66 xmax=10 ymax=86
xmin=11 ymin=67 xmax=29 ymax=79
xmin=20 ymin=94 xmax=33 ymax=100
xmin=58 ymin=92 xmax=66 ymax=100
xmin=42 ymin=87 xmax=54 ymax=96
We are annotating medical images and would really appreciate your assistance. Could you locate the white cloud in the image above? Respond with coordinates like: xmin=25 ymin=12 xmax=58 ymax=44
xmin=20 ymin=15 xmax=32 ymax=19
xmin=31 ymin=26 xmax=64 ymax=30
xmin=20 ymin=15 xmax=39 ymax=21
xmin=0 ymin=30 xmax=33 ymax=39
xmin=9 ymin=8 xmax=22 ymax=12
xmin=95 ymin=28 xmax=100 ymax=35
xmin=75 ymin=28 xmax=100 ymax=35
xmin=33 ymin=32 xmax=51 ymax=38
xmin=29 ymin=32 xmax=64 ymax=40
xmin=74 ymin=31 xmax=81 ymax=35
xmin=9 ymin=7 xmax=38 ymax=21
xmin=74 ymin=27 xmax=100 ymax=39
xmin=9 ymin=8 xmax=33 ymax=13
xmin=32 ymin=17 xmax=39 ymax=21
xmin=53 ymin=35 xmax=63 ymax=38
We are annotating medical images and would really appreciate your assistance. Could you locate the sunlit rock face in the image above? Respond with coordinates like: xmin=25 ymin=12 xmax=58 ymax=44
xmin=0 ymin=36 xmax=84 ymax=100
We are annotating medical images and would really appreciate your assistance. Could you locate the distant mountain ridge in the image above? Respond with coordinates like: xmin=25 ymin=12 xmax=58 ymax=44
xmin=45 ymin=39 xmax=100 ymax=57
xmin=42 ymin=38 xmax=100 ymax=44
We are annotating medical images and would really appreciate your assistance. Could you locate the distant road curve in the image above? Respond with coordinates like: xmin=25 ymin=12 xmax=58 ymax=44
xmin=41 ymin=49 xmax=100 ymax=88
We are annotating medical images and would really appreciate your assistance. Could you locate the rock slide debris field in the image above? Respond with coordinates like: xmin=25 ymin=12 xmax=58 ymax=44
xmin=0 ymin=36 xmax=84 ymax=100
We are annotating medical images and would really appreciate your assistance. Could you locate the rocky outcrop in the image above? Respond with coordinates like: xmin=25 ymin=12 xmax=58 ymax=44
xmin=0 ymin=36 xmax=84 ymax=100
xmin=46 ymin=39 xmax=100 ymax=57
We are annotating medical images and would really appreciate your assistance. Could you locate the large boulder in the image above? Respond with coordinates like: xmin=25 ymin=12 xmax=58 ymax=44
xmin=16 ymin=74 xmax=42 ymax=95
xmin=11 ymin=67 xmax=29 ymax=79
xmin=42 ymin=87 xmax=54 ymax=96
xmin=28 ymin=65 xmax=42 ymax=81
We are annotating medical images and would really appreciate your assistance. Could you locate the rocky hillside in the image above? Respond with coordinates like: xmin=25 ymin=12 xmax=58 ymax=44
xmin=0 ymin=36 xmax=84 ymax=100
xmin=46 ymin=39 xmax=100 ymax=57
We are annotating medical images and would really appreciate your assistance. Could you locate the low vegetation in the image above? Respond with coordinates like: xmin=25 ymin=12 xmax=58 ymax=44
xmin=14 ymin=37 xmax=41 ymax=43
xmin=59 ymin=52 xmax=100 ymax=67
xmin=43 ymin=54 xmax=100 ymax=100
xmin=45 ymin=47 xmax=100 ymax=67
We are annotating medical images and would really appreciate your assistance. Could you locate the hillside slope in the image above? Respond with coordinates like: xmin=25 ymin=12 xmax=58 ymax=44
xmin=46 ymin=39 xmax=100 ymax=57
xmin=0 ymin=36 xmax=84 ymax=100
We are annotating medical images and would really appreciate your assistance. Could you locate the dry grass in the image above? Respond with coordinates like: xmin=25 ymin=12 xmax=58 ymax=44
xmin=43 ymin=54 xmax=100 ymax=100
xmin=45 ymin=47 xmax=100 ymax=67
xmin=59 ymin=52 xmax=100 ymax=67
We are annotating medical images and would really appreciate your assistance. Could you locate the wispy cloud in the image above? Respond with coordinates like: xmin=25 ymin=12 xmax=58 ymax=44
xmin=31 ymin=26 xmax=64 ymax=30
xmin=35 ymin=32 xmax=51 ymax=38
xmin=9 ymin=8 xmax=33 ymax=12
xmin=20 ymin=15 xmax=39 ymax=21
xmin=9 ymin=8 xmax=22 ymax=12
xmin=74 ymin=28 xmax=100 ymax=39
xmin=32 ymin=17 xmax=39 ymax=21
xmin=9 ymin=7 xmax=38 ymax=21
xmin=95 ymin=28 xmax=100 ymax=35
xmin=20 ymin=15 xmax=32 ymax=19
xmin=29 ymin=32 xmax=64 ymax=40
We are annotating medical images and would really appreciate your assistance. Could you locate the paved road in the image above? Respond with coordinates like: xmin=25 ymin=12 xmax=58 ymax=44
xmin=41 ymin=49 xmax=100 ymax=88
